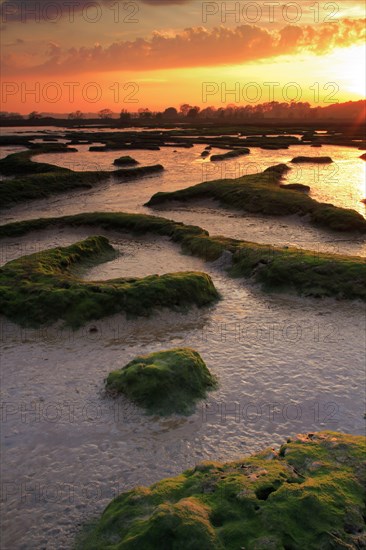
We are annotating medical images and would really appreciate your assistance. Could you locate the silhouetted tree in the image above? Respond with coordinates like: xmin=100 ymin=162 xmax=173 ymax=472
xmin=98 ymin=109 xmax=113 ymax=119
xmin=200 ymin=106 xmax=216 ymax=119
xmin=138 ymin=108 xmax=152 ymax=119
xmin=180 ymin=104 xmax=192 ymax=117
xmin=163 ymin=107 xmax=178 ymax=119
xmin=187 ymin=106 xmax=200 ymax=119
xmin=68 ymin=110 xmax=84 ymax=120
xmin=120 ymin=109 xmax=131 ymax=122
xmin=0 ymin=111 xmax=23 ymax=120
xmin=28 ymin=111 xmax=42 ymax=120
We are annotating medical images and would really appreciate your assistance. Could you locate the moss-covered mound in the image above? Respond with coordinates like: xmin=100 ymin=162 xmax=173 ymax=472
xmin=1 ymin=212 xmax=365 ymax=301
xmin=291 ymin=156 xmax=333 ymax=163
xmin=76 ymin=431 xmax=366 ymax=549
xmin=210 ymin=148 xmax=250 ymax=161
xmin=113 ymin=156 xmax=139 ymax=166
xmin=229 ymin=241 xmax=366 ymax=300
xmin=106 ymin=348 xmax=218 ymax=415
xmin=0 ymin=236 xmax=219 ymax=328
xmin=146 ymin=165 xmax=366 ymax=233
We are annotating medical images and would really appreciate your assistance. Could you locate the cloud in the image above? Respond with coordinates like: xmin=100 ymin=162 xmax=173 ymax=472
xmin=2 ymin=19 xmax=365 ymax=75
xmin=47 ymin=41 xmax=61 ymax=56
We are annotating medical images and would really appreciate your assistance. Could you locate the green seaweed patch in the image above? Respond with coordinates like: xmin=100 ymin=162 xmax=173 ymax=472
xmin=76 ymin=431 xmax=366 ymax=550
xmin=0 ymin=236 xmax=219 ymax=328
xmin=113 ymin=156 xmax=139 ymax=166
xmin=210 ymin=148 xmax=250 ymax=161
xmin=291 ymin=156 xmax=333 ymax=163
xmin=146 ymin=164 xmax=366 ymax=233
xmin=106 ymin=348 xmax=218 ymax=415
xmin=0 ymin=212 xmax=365 ymax=301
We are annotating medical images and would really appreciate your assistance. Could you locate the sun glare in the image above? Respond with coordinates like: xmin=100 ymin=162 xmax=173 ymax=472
xmin=334 ymin=44 xmax=366 ymax=96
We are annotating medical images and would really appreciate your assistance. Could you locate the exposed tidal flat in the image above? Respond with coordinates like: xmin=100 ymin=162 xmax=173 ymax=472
xmin=0 ymin=126 xmax=365 ymax=549
xmin=1 ymin=226 xmax=365 ymax=548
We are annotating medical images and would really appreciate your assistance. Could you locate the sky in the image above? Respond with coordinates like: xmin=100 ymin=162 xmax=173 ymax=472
xmin=1 ymin=0 xmax=365 ymax=113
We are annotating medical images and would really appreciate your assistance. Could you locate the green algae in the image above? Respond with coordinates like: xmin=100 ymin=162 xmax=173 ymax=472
xmin=106 ymin=348 xmax=218 ymax=415
xmin=0 ymin=236 xmax=219 ymax=328
xmin=75 ymin=431 xmax=366 ymax=550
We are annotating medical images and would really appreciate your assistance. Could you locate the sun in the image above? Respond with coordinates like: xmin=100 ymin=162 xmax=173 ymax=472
xmin=333 ymin=44 xmax=366 ymax=97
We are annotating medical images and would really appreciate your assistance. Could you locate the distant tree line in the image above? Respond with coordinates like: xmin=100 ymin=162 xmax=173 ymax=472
xmin=1 ymin=100 xmax=365 ymax=122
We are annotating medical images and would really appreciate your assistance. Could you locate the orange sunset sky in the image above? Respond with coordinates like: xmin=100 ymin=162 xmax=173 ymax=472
xmin=1 ymin=0 xmax=365 ymax=113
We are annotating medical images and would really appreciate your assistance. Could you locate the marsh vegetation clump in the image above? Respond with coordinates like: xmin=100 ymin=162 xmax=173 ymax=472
xmin=0 ymin=236 xmax=220 ymax=328
xmin=113 ymin=156 xmax=139 ymax=166
xmin=146 ymin=165 xmax=366 ymax=233
xmin=106 ymin=348 xmax=218 ymax=415
xmin=291 ymin=156 xmax=333 ymax=163
xmin=76 ymin=432 xmax=366 ymax=550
